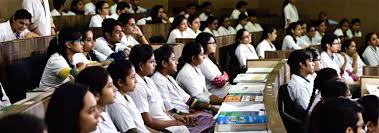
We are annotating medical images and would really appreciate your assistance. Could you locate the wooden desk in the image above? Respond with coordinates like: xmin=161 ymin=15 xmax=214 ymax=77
xmin=53 ymin=15 xmax=92 ymax=30
xmin=265 ymin=50 xmax=292 ymax=60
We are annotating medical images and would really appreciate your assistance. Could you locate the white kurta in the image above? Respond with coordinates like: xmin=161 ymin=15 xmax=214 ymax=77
xmin=235 ymin=43 xmax=259 ymax=67
xmin=84 ymin=2 xmax=96 ymax=15
xmin=176 ymin=63 xmax=212 ymax=103
xmin=217 ymin=26 xmax=236 ymax=36
xmin=107 ymin=91 xmax=150 ymax=133
xmin=198 ymin=57 xmax=230 ymax=98
xmin=287 ymin=74 xmax=314 ymax=110
xmin=0 ymin=21 xmax=30 ymax=42
xmin=256 ymin=39 xmax=276 ymax=59
xmin=89 ymin=14 xmax=109 ymax=28
xmin=203 ymin=27 xmax=220 ymax=37
xmin=283 ymin=3 xmax=299 ymax=28
xmin=230 ymin=9 xmax=248 ymax=20
xmin=39 ymin=53 xmax=70 ymax=88
xmin=245 ymin=22 xmax=263 ymax=32
xmin=90 ymin=110 xmax=119 ymax=133
xmin=166 ymin=29 xmax=192 ymax=44
xmin=94 ymin=37 xmax=127 ymax=57
xmin=151 ymin=72 xmax=191 ymax=113
xmin=362 ymin=45 xmax=379 ymax=66
xmin=22 ymin=0 xmax=52 ymax=36
xmin=282 ymin=35 xmax=308 ymax=50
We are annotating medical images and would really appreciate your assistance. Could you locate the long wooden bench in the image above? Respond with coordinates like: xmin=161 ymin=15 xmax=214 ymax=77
xmin=265 ymin=50 xmax=292 ymax=60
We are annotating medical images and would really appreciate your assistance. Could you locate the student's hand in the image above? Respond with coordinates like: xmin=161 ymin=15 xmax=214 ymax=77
xmin=160 ymin=13 xmax=169 ymax=20
xmin=133 ymin=26 xmax=144 ymax=37
xmin=352 ymin=53 xmax=358 ymax=61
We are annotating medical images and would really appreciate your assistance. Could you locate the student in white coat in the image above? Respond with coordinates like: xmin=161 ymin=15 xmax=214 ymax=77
xmin=84 ymin=0 xmax=96 ymax=15
xmin=110 ymin=0 xmax=128 ymax=15
xmin=167 ymin=15 xmax=192 ymax=43
xmin=234 ymin=14 xmax=248 ymax=32
xmin=176 ymin=42 xmax=224 ymax=105
xmin=128 ymin=45 xmax=191 ymax=133
xmin=129 ymin=0 xmax=147 ymax=14
xmin=256 ymin=26 xmax=277 ymax=59
xmin=287 ymin=50 xmax=315 ymax=111
xmin=199 ymin=2 xmax=213 ymax=22
xmin=282 ymin=22 xmax=309 ymax=50
xmin=301 ymin=25 xmax=318 ymax=45
xmin=283 ymin=0 xmax=299 ymax=28
xmin=202 ymin=16 xmax=220 ymax=37
xmin=152 ymin=45 xmax=216 ymax=132
xmin=75 ymin=67 xmax=119 ymax=133
xmin=245 ymin=13 xmax=264 ymax=32
xmin=235 ymin=29 xmax=259 ymax=69
xmin=51 ymin=0 xmax=75 ymax=16
xmin=107 ymin=60 xmax=154 ymax=133
xmin=94 ymin=19 xmax=127 ymax=57
xmin=70 ymin=0 xmax=85 ymax=15
xmin=89 ymin=1 xmax=110 ymax=28
xmin=341 ymin=39 xmax=365 ymax=79
xmin=362 ymin=32 xmax=379 ymax=66
xmin=334 ymin=18 xmax=350 ymax=38
xmin=314 ymin=20 xmax=327 ymax=45
xmin=0 ymin=9 xmax=38 ymax=42
xmin=187 ymin=15 xmax=202 ymax=38
xmin=22 ymin=0 xmax=56 ymax=36
xmin=217 ymin=16 xmax=236 ymax=36
xmin=230 ymin=1 xmax=248 ymax=20
xmin=197 ymin=33 xmax=231 ymax=98
xmin=347 ymin=18 xmax=362 ymax=39
xmin=118 ymin=13 xmax=149 ymax=47
xmin=109 ymin=2 xmax=129 ymax=20
xmin=39 ymin=28 xmax=87 ymax=88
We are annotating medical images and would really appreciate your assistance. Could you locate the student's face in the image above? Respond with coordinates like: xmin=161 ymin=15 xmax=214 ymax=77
xmin=268 ymin=29 xmax=278 ymax=42
xmin=209 ymin=20 xmax=218 ymax=30
xmin=240 ymin=6 xmax=247 ymax=12
xmin=190 ymin=18 xmax=201 ymax=31
xmin=369 ymin=34 xmax=379 ymax=46
xmin=108 ymin=25 xmax=123 ymax=43
xmin=328 ymin=39 xmax=341 ymax=53
xmin=178 ymin=19 xmax=188 ymax=32
xmin=241 ymin=31 xmax=252 ymax=44
xmin=302 ymin=59 xmax=315 ymax=74
xmin=141 ymin=55 xmax=156 ymax=75
xmin=192 ymin=47 xmax=205 ymax=66
xmin=68 ymin=38 xmax=84 ymax=53
xmin=158 ymin=8 xmax=165 ymax=18
xmin=204 ymin=6 xmax=212 ymax=14
xmin=206 ymin=37 xmax=217 ymax=54
xmin=100 ymin=3 xmax=109 ymax=16
xmin=313 ymin=56 xmax=322 ymax=72
xmin=99 ymin=76 xmax=117 ymax=105
xmin=301 ymin=24 xmax=307 ymax=36
xmin=165 ymin=53 xmax=178 ymax=73
xmin=120 ymin=67 xmax=137 ymax=92
xmin=222 ymin=17 xmax=231 ymax=27
xmin=346 ymin=41 xmax=357 ymax=55
xmin=351 ymin=22 xmax=361 ymax=32
xmin=354 ymin=113 xmax=365 ymax=133
xmin=76 ymin=1 xmax=85 ymax=12
xmin=341 ymin=22 xmax=349 ymax=31
xmin=83 ymin=31 xmax=94 ymax=52
xmin=292 ymin=25 xmax=302 ymax=36
xmin=12 ymin=18 xmax=30 ymax=33
xmin=124 ymin=18 xmax=138 ymax=34
xmin=250 ymin=16 xmax=257 ymax=23
xmin=187 ymin=6 xmax=197 ymax=15
xmin=241 ymin=18 xmax=248 ymax=26
xmin=318 ymin=22 xmax=327 ymax=33
xmin=308 ymin=27 xmax=317 ymax=37
xmin=79 ymin=91 xmax=100 ymax=133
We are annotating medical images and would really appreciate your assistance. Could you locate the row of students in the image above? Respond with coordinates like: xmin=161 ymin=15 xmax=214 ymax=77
xmin=51 ymin=0 xmax=85 ymax=16
xmin=85 ymin=0 xmax=146 ymax=15
xmin=334 ymin=18 xmax=362 ymax=39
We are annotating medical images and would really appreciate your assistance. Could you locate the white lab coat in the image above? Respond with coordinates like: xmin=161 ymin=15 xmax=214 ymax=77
xmin=230 ymin=9 xmax=248 ymax=20
xmin=166 ymin=29 xmax=192 ymax=43
xmin=362 ymin=45 xmax=379 ymax=66
xmin=256 ymin=39 xmax=276 ymax=59
xmin=217 ymin=26 xmax=236 ymax=36
xmin=287 ymin=74 xmax=314 ymax=110
xmin=203 ymin=27 xmax=220 ymax=37
xmin=22 ymin=0 xmax=52 ymax=36
xmin=0 ymin=21 xmax=30 ymax=42
xmin=283 ymin=3 xmax=299 ymax=28
xmin=94 ymin=37 xmax=127 ymax=57
xmin=198 ymin=57 xmax=230 ymax=98
xmin=235 ymin=43 xmax=259 ymax=66
xmin=282 ymin=35 xmax=308 ymax=50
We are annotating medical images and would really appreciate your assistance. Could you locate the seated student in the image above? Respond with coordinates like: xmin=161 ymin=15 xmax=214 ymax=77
xmin=217 ymin=16 xmax=236 ymax=36
xmin=282 ymin=21 xmax=309 ymax=50
xmin=347 ymin=18 xmax=362 ymax=39
xmin=357 ymin=95 xmax=379 ymax=133
xmin=39 ymin=28 xmax=87 ymax=88
xmin=197 ymin=33 xmax=231 ymax=98
xmin=183 ymin=3 xmax=198 ymax=18
xmin=70 ymin=0 xmax=85 ymax=15
xmin=187 ymin=15 xmax=202 ymax=38
xmin=308 ymin=98 xmax=364 ymax=133
xmin=202 ymin=16 xmax=220 ymax=37
xmin=334 ymin=18 xmax=350 ymax=38
xmin=51 ymin=0 xmax=75 ymax=16
xmin=298 ymin=20 xmax=307 ymax=37
xmin=137 ymin=5 xmax=170 ymax=25
xmin=341 ymin=39 xmax=365 ymax=78
xmin=283 ymin=0 xmax=299 ymax=28
xmin=0 ymin=113 xmax=46 ymax=133
xmin=46 ymin=83 xmax=100 ymax=133
xmin=0 ymin=9 xmax=38 ymax=42
xmin=128 ymin=0 xmax=147 ymax=14
xmin=152 ymin=45 xmax=216 ymax=132
xmin=235 ymin=14 xmax=249 ymax=32
xmin=128 ymin=45 xmax=191 ymax=133
xmin=301 ymin=24 xmax=318 ymax=45
xmin=110 ymin=0 xmax=128 ymax=15
xmin=75 ymin=67 xmax=119 ymax=133
xmin=230 ymin=1 xmax=248 ymax=20
xmin=23 ymin=0 xmax=56 ymax=36
xmin=287 ymin=49 xmax=315 ymax=110
xmin=320 ymin=34 xmax=353 ymax=82
xmin=109 ymin=2 xmax=129 ymax=20
xmin=235 ymin=29 xmax=259 ymax=69
xmin=256 ymin=26 xmax=277 ymax=59
xmin=314 ymin=20 xmax=327 ymax=45
xmin=89 ymin=1 xmax=110 ymax=28
xmin=199 ymin=1 xmax=213 ymax=22
xmin=318 ymin=11 xmax=338 ymax=26
xmin=84 ymin=0 xmax=97 ymax=15
xmin=107 ymin=60 xmax=155 ymax=133
xmin=176 ymin=42 xmax=224 ymax=105
xmin=0 ymin=82 xmax=11 ymax=110
xmin=167 ymin=15 xmax=192 ymax=43
xmin=306 ymin=47 xmax=323 ymax=76
xmin=245 ymin=12 xmax=263 ymax=32
xmin=152 ymin=45 xmax=219 ymax=114
xmin=118 ymin=13 xmax=149 ymax=47
xmin=94 ymin=18 xmax=128 ymax=57
xmin=306 ymin=68 xmax=339 ymax=114
xmin=72 ymin=29 xmax=111 ymax=67
xmin=362 ymin=32 xmax=379 ymax=66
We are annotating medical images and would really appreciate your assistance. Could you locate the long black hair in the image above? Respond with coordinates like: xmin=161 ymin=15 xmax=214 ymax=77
xmin=154 ymin=44 xmax=175 ymax=72
xmin=107 ymin=60 xmax=134 ymax=89
xmin=46 ymin=83 xmax=89 ymax=133
xmin=259 ymin=25 xmax=276 ymax=43
xmin=75 ymin=66 xmax=110 ymax=97
xmin=177 ymin=42 xmax=203 ymax=72
xmin=169 ymin=15 xmax=187 ymax=33
xmin=196 ymin=32 xmax=223 ymax=71
xmin=149 ymin=5 xmax=164 ymax=24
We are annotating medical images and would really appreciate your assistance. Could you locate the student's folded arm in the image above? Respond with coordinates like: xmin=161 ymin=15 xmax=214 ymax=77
xmin=141 ymin=112 xmax=179 ymax=130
